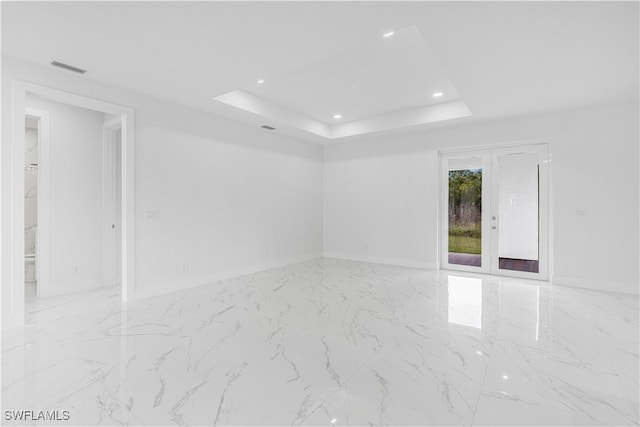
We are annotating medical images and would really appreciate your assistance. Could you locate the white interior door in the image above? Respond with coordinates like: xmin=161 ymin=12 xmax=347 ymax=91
xmin=441 ymin=143 xmax=549 ymax=280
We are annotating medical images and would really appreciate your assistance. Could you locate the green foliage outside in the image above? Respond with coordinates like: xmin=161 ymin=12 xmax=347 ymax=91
xmin=448 ymin=169 xmax=482 ymax=255
xmin=448 ymin=169 xmax=482 ymax=217
xmin=449 ymin=235 xmax=481 ymax=255
xmin=449 ymin=223 xmax=481 ymax=238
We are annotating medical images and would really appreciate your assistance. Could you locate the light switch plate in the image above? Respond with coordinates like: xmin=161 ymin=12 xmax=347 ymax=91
xmin=145 ymin=209 xmax=159 ymax=219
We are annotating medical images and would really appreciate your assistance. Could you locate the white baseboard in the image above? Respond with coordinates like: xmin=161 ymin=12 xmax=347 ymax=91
xmin=322 ymin=252 xmax=437 ymax=270
xmin=38 ymin=279 xmax=105 ymax=298
xmin=132 ymin=253 xmax=323 ymax=300
xmin=552 ymin=275 xmax=639 ymax=295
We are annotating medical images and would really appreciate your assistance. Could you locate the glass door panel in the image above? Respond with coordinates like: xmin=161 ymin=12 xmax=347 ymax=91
xmin=490 ymin=145 xmax=548 ymax=279
xmin=442 ymin=153 xmax=491 ymax=273
xmin=442 ymin=144 xmax=548 ymax=280
xmin=496 ymin=152 xmax=539 ymax=273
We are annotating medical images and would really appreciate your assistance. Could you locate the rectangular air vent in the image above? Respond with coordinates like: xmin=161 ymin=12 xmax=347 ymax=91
xmin=50 ymin=61 xmax=87 ymax=74
xmin=261 ymin=125 xmax=276 ymax=130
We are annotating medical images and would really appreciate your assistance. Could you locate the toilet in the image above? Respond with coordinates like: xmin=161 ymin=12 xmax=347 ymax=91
xmin=25 ymin=254 xmax=36 ymax=283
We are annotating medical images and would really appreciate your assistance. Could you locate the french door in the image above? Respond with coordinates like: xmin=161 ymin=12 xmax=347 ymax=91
xmin=440 ymin=143 xmax=549 ymax=280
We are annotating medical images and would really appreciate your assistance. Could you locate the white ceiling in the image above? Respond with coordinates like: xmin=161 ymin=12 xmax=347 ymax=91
xmin=2 ymin=1 xmax=638 ymax=143
xmin=215 ymin=24 xmax=470 ymax=138
xmin=242 ymin=25 xmax=461 ymax=123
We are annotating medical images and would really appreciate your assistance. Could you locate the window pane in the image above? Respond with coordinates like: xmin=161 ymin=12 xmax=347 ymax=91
xmin=448 ymin=158 xmax=482 ymax=267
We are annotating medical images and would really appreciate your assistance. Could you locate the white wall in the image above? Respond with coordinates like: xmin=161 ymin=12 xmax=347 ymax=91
xmin=25 ymin=95 xmax=106 ymax=296
xmin=324 ymin=102 xmax=639 ymax=294
xmin=133 ymin=123 xmax=323 ymax=297
xmin=2 ymin=56 xmax=323 ymax=328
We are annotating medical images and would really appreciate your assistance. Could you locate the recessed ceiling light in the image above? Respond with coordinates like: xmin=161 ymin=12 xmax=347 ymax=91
xmin=257 ymin=79 xmax=265 ymax=84
xmin=333 ymin=114 xmax=342 ymax=119
xmin=433 ymin=92 xmax=444 ymax=97
xmin=383 ymin=31 xmax=395 ymax=38
xmin=502 ymin=374 xmax=509 ymax=380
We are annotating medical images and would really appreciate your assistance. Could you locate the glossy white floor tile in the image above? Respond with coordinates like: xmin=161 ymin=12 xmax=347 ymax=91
xmin=2 ymin=258 xmax=638 ymax=426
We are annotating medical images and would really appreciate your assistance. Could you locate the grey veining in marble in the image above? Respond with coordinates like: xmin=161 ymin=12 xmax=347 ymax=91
xmin=2 ymin=258 xmax=638 ymax=426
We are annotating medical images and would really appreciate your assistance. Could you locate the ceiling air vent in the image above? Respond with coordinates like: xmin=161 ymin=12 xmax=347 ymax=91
xmin=261 ymin=125 xmax=276 ymax=130
xmin=50 ymin=61 xmax=87 ymax=74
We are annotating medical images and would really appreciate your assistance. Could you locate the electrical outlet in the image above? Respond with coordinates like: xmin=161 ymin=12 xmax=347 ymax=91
xmin=73 ymin=266 xmax=79 ymax=273
xmin=182 ymin=263 xmax=187 ymax=272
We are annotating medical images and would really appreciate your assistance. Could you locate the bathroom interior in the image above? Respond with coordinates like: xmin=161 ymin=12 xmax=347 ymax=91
xmin=24 ymin=115 xmax=39 ymax=300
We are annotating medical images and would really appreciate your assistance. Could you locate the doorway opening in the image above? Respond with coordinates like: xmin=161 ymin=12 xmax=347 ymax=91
xmin=103 ymin=117 xmax=123 ymax=289
xmin=7 ymin=81 xmax=135 ymax=329
xmin=440 ymin=143 xmax=550 ymax=280
xmin=24 ymin=114 xmax=40 ymax=300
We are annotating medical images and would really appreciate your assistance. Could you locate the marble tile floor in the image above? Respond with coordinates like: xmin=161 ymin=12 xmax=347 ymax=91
xmin=2 ymin=258 xmax=638 ymax=426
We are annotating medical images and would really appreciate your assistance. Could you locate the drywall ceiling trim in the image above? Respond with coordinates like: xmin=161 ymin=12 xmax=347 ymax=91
xmin=215 ymin=91 xmax=472 ymax=141
xmin=330 ymin=100 xmax=472 ymax=139
xmin=214 ymin=90 xmax=331 ymax=138
xmin=213 ymin=23 xmax=472 ymax=140
xmin=244 ymin=25 xmax=462 ymax=124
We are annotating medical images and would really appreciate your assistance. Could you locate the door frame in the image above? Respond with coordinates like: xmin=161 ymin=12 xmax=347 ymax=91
xmin=7 ymin=81 xmax=135 ymax=328
xmin=439 ymin=140 xmax=551 ymax=281
xmin=102 ymin=117 xmax=123 ymax=289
